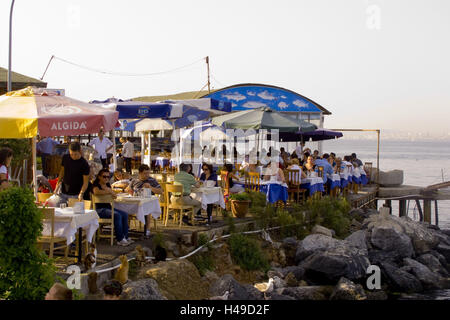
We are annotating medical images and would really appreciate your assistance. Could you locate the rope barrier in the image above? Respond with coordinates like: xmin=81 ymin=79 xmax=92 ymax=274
xmin=63 ymin=223 xmax=299 ymax=275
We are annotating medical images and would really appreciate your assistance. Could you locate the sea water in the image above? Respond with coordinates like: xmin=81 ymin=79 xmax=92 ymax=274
xmin=321 ymin=139 xmax=450 ymax=229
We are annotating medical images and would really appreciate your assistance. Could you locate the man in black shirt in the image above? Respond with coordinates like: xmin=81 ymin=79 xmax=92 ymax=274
xmin=55 ymin=142 xmax=90 ymax=204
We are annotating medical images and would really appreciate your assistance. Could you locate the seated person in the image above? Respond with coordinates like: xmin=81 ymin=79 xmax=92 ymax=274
xmin=125 ymin=164 xmax=162 ymax=196
xmin=103 ymin=280 xmax=123 ymax=300
xmin=303 ymin=155 xmax=316 ymax=175
xmin=111 ymin=169 xmax=130 ymax=191
xmin=199 ymin=163 xmax=217 ymax=223
xmin=287 ymin=158 xmax=307 ymax=181
xmin=334 ymin=157 xmax=345 ymax=173
xmin=172 ymin=163 xmax=202 ymax=219
xmin=93 ymin=169 xmax=133 ymax=246
xmin=342 ymin=155 xmax=354 ymax=175
xmin=224 ymin=163 xmax=245 ymax=194
xmin=45 ymin=283 xmax=73 ymax=300
xmin=263 ymin=162 xmax=286 ymax=183
xmin=125 ymin=164 xmax=163 ymax=237
xmin=314 ymin=153 xmax=334 ymax=184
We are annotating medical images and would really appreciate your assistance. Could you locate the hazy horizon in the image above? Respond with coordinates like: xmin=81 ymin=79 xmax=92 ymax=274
xmin=1 ymin=0 xmax=449 ymax=136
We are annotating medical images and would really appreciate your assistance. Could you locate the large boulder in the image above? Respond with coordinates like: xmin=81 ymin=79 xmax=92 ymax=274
xmin=380 ymin=261 xmax=423 ymax=293
xmin=295 ymin=234 xmax=340 ymax=263
xmin=282 ymin=237 xmax=299 ymax=265
xmin=271 ymin=266 xmax=305 ymax=281
xmin=144 ymin=259 xmax=209 ymax=300
xmin=330 ymin=277 xmax=367 ymax=300
xmin=345 ymin=230 xmax=369 ymax=250
xmin=278 ymin=286 xmax=332 ymax=300
xmin=299 ymin=241 xmax=370 ymax=283
xmin=416 ymin=253 xmax=449 ymax=277
xmin=436 ymin=243 xmax=450 ymax=263
xmin=363 ymin=213 xmax=439 ymax=255
xmin=372 ymin=169 xmax=403 ymax=187
xmin=122 ymin=279 xmax=167 ymax=300
xmin=403 ymin=258 xmax=445 ymax=290
xmin=311 ymin=225 xmax=335 ymax=238
xmin=209 ymin=274 xmax=263 ymax=300
xmin=370 ymin=226 xmax=414 ymax=260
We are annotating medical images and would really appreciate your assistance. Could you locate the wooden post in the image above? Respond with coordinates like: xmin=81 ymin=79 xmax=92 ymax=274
xmin=399 ymin=200 xmax=407 ymax=217
xmin=415 ymin=199 xmax=423 ymax=221
xmin=423 ymin=200 xmax=432 ymax=223
xmin=384 ymin=200 xmax=392 ymax=214
xmin=434 ymin=200 xmax=439 ymax=226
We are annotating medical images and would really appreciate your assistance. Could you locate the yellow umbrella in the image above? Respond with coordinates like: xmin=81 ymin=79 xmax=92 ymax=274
xmin=0 ymin=87 xmax=38 ymax=138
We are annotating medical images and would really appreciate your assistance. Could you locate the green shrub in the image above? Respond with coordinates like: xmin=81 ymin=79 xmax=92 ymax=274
xmin=275 ymin=209 xmax=308 ymax=239
xmin=197 ymin=233 xmax=211 ymax=250
xmin=0 ymin=187 xmax=56 ymax=300
xmin=192 ymin=253 xmax=215 ymax=276
xmin=302 ymin=196 xmax=352 ymax=238
xmin=152 ymin=232 xmax=166 ymax=250
xmin=228 ymin=234 xmax=269 ymax=272
xmin=229 ymin=192 xmax=251 ymax=201
xmin=225 ymin=216 xmax=236 ymax=234
xmin=248 ymin=191 xmax=267 ymax=211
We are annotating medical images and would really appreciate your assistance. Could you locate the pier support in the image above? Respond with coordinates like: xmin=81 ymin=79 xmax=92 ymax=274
xmin=399 ymin=200 xmax=407 ymax=217
xmin=423 ymin=200 xmax=432 ymax=223
xmin=415 ymin=199 xmax=423 ymax=221
xmin=434 ymin=200 xmax=439 ymax=226
xmin=384 ymin=200 xmax=392 ymax=214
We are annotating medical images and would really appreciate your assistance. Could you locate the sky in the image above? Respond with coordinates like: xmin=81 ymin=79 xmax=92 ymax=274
xmin=1 ymin=0 xmax=449 ymax=137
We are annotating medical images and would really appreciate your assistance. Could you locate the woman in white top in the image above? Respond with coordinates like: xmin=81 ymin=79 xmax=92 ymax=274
xmin=287 ymin=158 xmax=306 ymax=182
xmin=263 ymin=162 xmax=286 ymax=183
xmin=0 ymin=147 xmax=13 ymax=189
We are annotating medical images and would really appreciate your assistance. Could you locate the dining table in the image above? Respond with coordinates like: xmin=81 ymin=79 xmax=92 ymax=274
xmin=191 ymin=186 xmax=226 ymax=211
xmin=300 ymin=176 xmax=325 ymax=197
xmin=260 ymin=180 xmax=289 ymax=204
xmin=328 ymin=173 xmax=341 ymax=190
xmin=42 ymin=207 xmax=99 ymax=262
xmin=114 ymin=194 xmax=162 ymax=232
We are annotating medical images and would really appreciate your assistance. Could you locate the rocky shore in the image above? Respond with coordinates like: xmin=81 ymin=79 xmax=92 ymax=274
xmin=107 ymin=208 xmax=450 ymax=300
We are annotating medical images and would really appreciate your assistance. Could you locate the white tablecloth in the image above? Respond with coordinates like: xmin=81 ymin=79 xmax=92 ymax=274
xmin=330 ymin=173 xmax=341 ymax=182
xmin=43 ymin=208 xmax=99 ymax=245
xmin=115 ymin=195 xmax=162 ymax=223
xmin=260 ymin=180 xmax=288 ymax=188
xmin=191 ymin=187 xmax=226 ymax=210
xmin=303 ymin=177 xmax=324 ymax=186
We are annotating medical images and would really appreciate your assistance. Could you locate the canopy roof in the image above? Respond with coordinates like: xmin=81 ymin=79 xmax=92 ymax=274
xmin=0 ymin=87 xmax=119 ymax=138
xmin=211 ymin=107 xmax=317 ymax=133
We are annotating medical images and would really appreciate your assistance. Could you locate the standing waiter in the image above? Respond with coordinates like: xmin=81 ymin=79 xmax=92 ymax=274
xmin=55 ymin=142 xmax=90 ymax=204
xmin=89 ymin=127 xmax=113 ymax=169
xmin=122 ymin=137 xmax=134 ymax=174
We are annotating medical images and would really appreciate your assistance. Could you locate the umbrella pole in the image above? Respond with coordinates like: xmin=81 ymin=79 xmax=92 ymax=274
xmin=32 ymin=136 xmax=37 ymax=199
xmin=111 ymin=129 xmax=117 ymax=173
xmin=141 ymin=132 xmax=145 ymax=165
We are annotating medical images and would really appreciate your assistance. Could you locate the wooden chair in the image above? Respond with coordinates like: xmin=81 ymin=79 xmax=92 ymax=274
xmin=37 ymin=207 xmax=69 ymax=259
xmin=164 ymin=184 xmax=195 ymax=227
xmin=284 ymin=169 xmax=306 ymax=203
xmin=91 ymin=194 xmax=115 ymax=246
xmin=67 ymin=198 xmax=92 ymax=210
xmin=245 ymin=172 xmax=260 ymax=192
xmin=159 ymin=182 xmax=170 ymax=226
xmin=220 ymin=171 xmax=231 ymax=210
xmin=37 ymin=192 xmax=53 ymax=204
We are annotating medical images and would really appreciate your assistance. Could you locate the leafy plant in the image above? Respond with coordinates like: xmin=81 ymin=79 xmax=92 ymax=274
xmin=197 ymin=233 xmax=212 ymax=250
xmin=152 ymin=232 xmax=166 ymax=250
xmin=225 ymin=215 xmax=236 ymax=234
xmin=0 ymin=187 xmax=56 ymax=300
xmin=301 ymin=196 xmax=352 ymax=238
xmin=192 ymin=253 xmax=215 ymax=276
xmin=228 ymin=234 xmax=269 ymax=272
xmin=248 ymin=191 xmax=267 ymax=211
xmin=229 ymin=192 xmax=251 ymax=201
